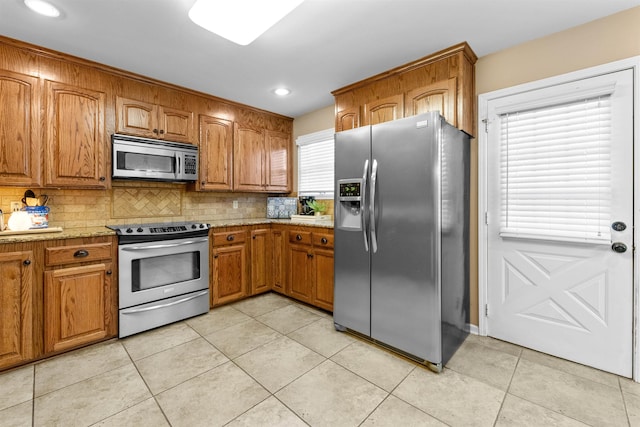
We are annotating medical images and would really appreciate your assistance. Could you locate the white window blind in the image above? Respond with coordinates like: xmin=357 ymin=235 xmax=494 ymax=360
xmin=499 ymin=95 xmax=612 ymax=243
xmin=296 ymin=128 xmax=334 ymax=198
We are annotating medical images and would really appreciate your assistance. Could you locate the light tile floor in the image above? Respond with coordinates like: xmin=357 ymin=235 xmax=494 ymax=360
xmin=2 ymin=292 xmax=639 ymax=426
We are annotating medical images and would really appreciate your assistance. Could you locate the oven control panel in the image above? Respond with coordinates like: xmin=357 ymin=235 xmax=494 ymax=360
xmin=108 ymin=222 xmax=210 ymax=239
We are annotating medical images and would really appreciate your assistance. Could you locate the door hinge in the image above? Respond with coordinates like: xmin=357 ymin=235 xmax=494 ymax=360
xmin=482 ymin=118 xmax=489 ymax=133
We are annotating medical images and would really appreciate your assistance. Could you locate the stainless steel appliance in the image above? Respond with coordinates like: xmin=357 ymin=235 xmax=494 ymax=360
xmin=112 ymin=134 xmax=198 ymax=182
xmin=333 ymin=112 xmax=470 ymax=371
xmin=108 ymin=221 xmax=210 ymax=338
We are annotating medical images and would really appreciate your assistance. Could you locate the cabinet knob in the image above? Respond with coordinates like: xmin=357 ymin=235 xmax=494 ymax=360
xmin=153 ymin=128 xmax=159 ymax=134
xmin=106 ymin=270 xmax=112 ymax=275
xmin=213 ymin=254 xmax=219 ymax=259
xmin=321 ymin=237 xmax=328 ymax=244
xmin=23 ymin=259 xmax=31 ymax=266
xmin=307 ymin=253 xmax=314 ymax=258
xmin=227 ymin=235 xmax=235 ymax=241
xmin=252 ymin=235 xmax=256 ymax=239
xmin=159 ymin=129 xmax=165 ymax=135
xmin=201 ymin=181 xmax=206 ymax=186
xmin=296 ymin=234 xmax=302 ymax=241
xmin=99 ymin=176 xmax=106 ymax=182
xmin=74 ymin=249 xmax=89 ymax=258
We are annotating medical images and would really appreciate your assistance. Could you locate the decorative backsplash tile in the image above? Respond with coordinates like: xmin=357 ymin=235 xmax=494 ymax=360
xmin=112 ymin=187 xmax=182 ymax=218
xmin=267 ymin=197 xmax=298 ymax=218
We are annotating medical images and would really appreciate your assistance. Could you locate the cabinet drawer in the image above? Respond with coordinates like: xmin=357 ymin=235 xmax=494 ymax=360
xmin=312 ymin=233 xmax=334 ymax=248
xmin=212 ymin=231 xmax=247 ymax=246
xmin=45 ymin=242 xmax=113 ymax=267
xmin=289 ymin=231 xmax=312 ymax=245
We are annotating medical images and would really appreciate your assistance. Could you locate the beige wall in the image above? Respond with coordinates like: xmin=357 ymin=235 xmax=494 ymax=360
xmin=293 ymin=5 xmax=640 ymax=326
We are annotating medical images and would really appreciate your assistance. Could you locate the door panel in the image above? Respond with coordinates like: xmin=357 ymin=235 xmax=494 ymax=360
xmin=486 ymin=69 xmax=633 ymax=376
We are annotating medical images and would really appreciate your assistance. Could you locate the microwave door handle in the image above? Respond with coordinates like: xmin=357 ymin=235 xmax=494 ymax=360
xmin=176 ymin=153 xmax=181 ymax=175
xmin=120 ymin=238 xmax=209 ymax=251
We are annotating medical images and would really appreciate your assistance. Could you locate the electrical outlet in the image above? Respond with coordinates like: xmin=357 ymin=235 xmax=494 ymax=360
xmin=11 ymin=202 xmax=21 ymax=212
xmin=233 ymin=200 xmax=238 ymax=209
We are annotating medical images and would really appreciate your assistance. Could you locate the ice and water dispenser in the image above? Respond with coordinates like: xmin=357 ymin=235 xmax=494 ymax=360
xmin=336 ymin=178 xmax=363 ymax=231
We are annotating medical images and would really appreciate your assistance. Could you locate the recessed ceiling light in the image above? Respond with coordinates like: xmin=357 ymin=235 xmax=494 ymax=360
xmin=274 ymin=88 xmax=291 ymax=96
xmin=24 ymin=0 xmax=60 ymax=17
xmin=188 ymin=0 xmax=304 ymax=46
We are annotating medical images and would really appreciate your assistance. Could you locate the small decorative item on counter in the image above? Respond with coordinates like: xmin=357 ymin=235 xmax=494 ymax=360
xmin=7 ymin=211 xmax=32 ymax=231
xmin=305 ymin=199 xmax=327 ymax=216
xmin=267 ymin=197 xmax=298 ymax=219
xmin=23 ymin=205 xmax=50 ymax=229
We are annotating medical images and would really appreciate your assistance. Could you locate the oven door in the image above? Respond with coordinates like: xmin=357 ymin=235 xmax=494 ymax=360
xmin=118 ymin=236 xmax=209 ymax=308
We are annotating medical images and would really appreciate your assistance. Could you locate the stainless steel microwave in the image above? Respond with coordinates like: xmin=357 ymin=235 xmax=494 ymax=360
xmin=112 ymin=134 xmax=198 ymax=182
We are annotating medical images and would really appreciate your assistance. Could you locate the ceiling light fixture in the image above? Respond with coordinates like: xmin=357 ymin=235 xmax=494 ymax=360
xmin=188 ymin=0 xmax=304 ymax=46
xmin=274 ymin=88 xmax=291 ymax=96
xmin=24 ymin=0 xmax=60 ymax=17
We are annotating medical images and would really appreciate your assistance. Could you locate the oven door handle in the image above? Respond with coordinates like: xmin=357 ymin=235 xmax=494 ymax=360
xmin=121 ymin=238 xmax=209 ymax=251
xmin=121 ymin=290 xmax=208 ymax=314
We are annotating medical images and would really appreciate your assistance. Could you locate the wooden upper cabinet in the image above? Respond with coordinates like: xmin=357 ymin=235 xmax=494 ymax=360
xmin=332 ymin=42 xmax=476 ymax=136
xmin=116 ymin=96 xmax=194 ymax=143
xmin=336 ymin=107 xmax=360 ymax=132
xmin=0 ymin=250 xmax=34 ymax=370
xmin=44 ymin=81 xmax=107 ymax=188
xmin=197 ymin=115 xmax=233 ymax=191
xmin=0 ymin=70 xmax=40 ymax=186
xmin=233 ymin=123 xmax=265 ymax=192
xmin=265 ymin=130 xmax=291 ymax=193
xmin=363 ymin=94 xmax=404 ymax=126
xmin=405 ymin=77 xmax=457 ymax=127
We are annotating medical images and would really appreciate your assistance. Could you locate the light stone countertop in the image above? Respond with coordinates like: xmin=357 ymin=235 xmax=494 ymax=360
xmin=0 ymin=218 xmax=333 ymax=244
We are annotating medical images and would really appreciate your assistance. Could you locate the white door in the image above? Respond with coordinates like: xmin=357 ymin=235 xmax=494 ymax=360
xmin=486 ymin=69 xmax=634 ymax=377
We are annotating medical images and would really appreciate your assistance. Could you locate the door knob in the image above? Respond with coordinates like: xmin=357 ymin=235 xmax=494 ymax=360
xmin=612 ymin=222 xmax=627 ymax=232
xmin=612 ymin=242 xmax=627 ymax=253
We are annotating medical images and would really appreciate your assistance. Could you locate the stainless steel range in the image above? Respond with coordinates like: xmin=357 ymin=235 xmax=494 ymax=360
xmin=108 ymin=221 xmax=210 ymax=338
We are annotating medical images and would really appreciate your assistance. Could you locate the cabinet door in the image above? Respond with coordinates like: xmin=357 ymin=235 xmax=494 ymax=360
xmin=336 ymin=107 xmax=360 ymax=132
xmin=158 ymin=105 xmax=194 ymax=143
xmin=45 ymin=81 xmax=107 ymax=188
xmin=313 ymin=247 xmax=334 ymax=312
xmin=363 ymin=94 xmax=404 ymax=126
xmin=288 ymin=244 xmax=313 ymax=304
xmin=44 ymin=263 xmax=111 ymax=353
xmin=233 ymin=123 xmax=265 ymax=191
xmin=116 ymin=96 xmax=158 ymax=138
xmin=212 ymin=244 xmax=247 ymax=306
xmin=0 ymin=251 xmax=34 ymax=369
xmin=0 ymin=70 xmax=40 ymax=186
xmin=198 ymin=115 xmax=233 ymax=191
xmin=405 ymin=78 xmax=457 ymax=126
xmin=265 ymin=130 xmax=291 ymax=192
xmin=250 ymin=229 xmax=271 ymax=295
xmin=271 ymin=229 xmax=285 ymax=294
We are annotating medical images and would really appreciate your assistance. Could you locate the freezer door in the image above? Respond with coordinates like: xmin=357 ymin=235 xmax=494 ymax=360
xmin=333 ymin=126 xmax=372 ymax=336
xmin=370 ymin=113 xmax=441 ymax=362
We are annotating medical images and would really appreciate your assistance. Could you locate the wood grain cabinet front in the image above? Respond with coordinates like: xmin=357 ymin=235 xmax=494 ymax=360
xmin=0 ymin=250 xmax=34 ymax=370
xmin=44 ymin=81 xmax=108 ymax=188
xmin=211 ymin=230 xmax=248 ymax=306
xmin=43 ymin=238 xmax=117 ymax=355
xmin=116 ymin=96 xmax=194 ymax=144
xmin=196 ymin=115 xmax=234 ymax=191
xmin=250 ymin=229 xmax=271 ymax=295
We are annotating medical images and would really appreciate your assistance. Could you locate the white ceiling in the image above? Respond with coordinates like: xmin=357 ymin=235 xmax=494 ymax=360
xmin=1 ymin=0 xmax=638 ymax=118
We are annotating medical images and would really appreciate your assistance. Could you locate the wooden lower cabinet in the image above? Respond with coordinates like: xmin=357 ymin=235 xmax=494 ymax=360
xmin=44 ymin=263 xmax=113 ymax=353
xmin=0 ymin=250 xmax=34 ymax=370
xmin=250 ymin=229 xmax=271 ymax=295
xmin=43 ymin=238 xmax=117 ymax=355
xmin=271 ymin=228 xmax=285 ymax=293
xmin=286 ymin=227 xmax=334 ymax=311
xmin=211 ymin=229 xmax=248 ymax=306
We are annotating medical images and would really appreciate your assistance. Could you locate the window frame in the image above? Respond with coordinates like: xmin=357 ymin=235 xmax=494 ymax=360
xmin=296 ymin=128 xmax=335 ymax=199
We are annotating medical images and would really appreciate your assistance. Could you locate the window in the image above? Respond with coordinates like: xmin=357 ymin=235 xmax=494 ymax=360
xmin=296 ymin=128 xmax=334 ymax=198
xmin=498 ymin=92 xmax=613 ymax=243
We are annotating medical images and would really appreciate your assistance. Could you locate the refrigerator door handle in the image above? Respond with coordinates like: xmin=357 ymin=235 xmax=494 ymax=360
xmin=370 ymin=158 xmax=378 ymax=253
xmin=362 ymin=159 xmax=369 ymax=252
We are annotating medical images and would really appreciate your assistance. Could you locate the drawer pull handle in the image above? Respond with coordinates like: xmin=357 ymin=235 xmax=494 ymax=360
xmin=106 ymin=270 xmax=112 ymax=275
xmin=296 ymin=234 xmax=302 ymax=241
xmin=23 ymin=259 xmax=31 ymax=266
xmin=227 ymin=235 xmax=235 ymax=241
xmin=321 ymin=237 xmax=328 ymax=244
xmin=74 ymin=249 xmax=89 ymax=258
xmin=307 ymin=253 xmax=314 ymax=258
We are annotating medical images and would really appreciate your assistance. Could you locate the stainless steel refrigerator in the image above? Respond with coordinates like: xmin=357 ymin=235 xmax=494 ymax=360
xmin=333 ymin=112 xmax=470 ymax=371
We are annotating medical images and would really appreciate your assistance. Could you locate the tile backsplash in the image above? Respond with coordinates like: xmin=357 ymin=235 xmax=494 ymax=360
xmin=0 ymin=182 xmax=268 ymax=228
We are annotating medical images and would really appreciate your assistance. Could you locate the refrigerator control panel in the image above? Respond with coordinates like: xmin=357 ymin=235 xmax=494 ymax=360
xmin=337 ymin=179 xmax=363 ymax=231
xmin=338 ymin=179 xmax=362 ymax=201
